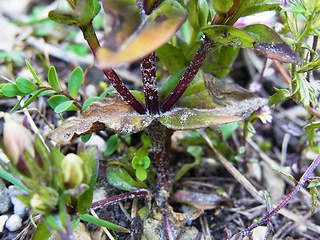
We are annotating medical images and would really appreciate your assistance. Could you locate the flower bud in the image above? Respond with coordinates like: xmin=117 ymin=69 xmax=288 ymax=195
xmin=3 ymin=115 xmax=34 ymax=175
xmin=30 ymin=193 xmax=58 ymax=214
xmin=61 ymin=153 xmax=84 ymax=189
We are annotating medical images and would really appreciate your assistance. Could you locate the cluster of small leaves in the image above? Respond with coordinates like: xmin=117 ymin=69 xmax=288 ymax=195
xmin=0 ymin=60 xmax=84 ymax=115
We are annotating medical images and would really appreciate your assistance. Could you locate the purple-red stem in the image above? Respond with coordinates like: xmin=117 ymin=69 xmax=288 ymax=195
xmin=91 ymin=189 xmax=149 ymax=208
xmin=80 ymin=24 xmax=146 ymax=114
xmin=160 ymin=40 xmax=215 ymax=112
xmin=234 ymin=153 xmax=320 ymax=237
xmin=141 ymin=52 xmax=159 ymax=114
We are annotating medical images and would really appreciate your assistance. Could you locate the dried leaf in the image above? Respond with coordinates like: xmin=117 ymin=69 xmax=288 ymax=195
xmin=48 ymin=94 xmax=152 ymax=144
xmin=242 ymin=24 xmax=302 ymax=64
xmin=170 ymin=190 xmax=222 ymax=210
xmin=158 ymin=97 xmax=266 ymax=130
xmin=97 ymin=0 xmax=187 ymax=68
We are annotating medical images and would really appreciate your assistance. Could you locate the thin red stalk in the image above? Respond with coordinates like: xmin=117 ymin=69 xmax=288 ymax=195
xmin=91 ymin=189 xmax=149 ymax=208
xmin=160 ymin=40 xmax=215 ymax=112
xmin=141 ymin=52 xmax=159 ymax=114
xmin=80 ymin=24 xmax=146 ymax=114
xmin=235 ymin=153 xmax=320 ymax=236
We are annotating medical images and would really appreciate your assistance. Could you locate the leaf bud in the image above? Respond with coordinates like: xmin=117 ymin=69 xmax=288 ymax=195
xmin=3 ymin=115 xmax=34 ymax=175
xmin=61 ymin=153 xmax=84 ymax=189
xmin=30 ymin=193 xmax=58 ymax=214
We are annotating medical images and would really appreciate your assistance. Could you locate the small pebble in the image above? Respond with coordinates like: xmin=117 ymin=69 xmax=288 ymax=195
xmin=0 ymin=181 xmax=11 ymax=214
xmin=0 ymin=215 xmax=8 ymax=232
xmin=85 ymin=135 xmax=106 ymax=153
xmin=8 ymin=185 xmax=28 ymax=218
xmin=5 ymin=214 xmax=22 ymax=232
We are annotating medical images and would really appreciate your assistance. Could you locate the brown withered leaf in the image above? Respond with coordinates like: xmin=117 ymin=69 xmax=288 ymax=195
xmin=97 ymin=0 xmax=187 ymax=68
xmin=170 ymin=190 xmax=222 ymax=210
xmin=48 ymin=94 xmax=152 ymax=144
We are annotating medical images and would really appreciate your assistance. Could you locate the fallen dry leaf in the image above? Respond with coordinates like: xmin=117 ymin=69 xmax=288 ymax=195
xmin=48 ymin=94 xmax=152 ymax=144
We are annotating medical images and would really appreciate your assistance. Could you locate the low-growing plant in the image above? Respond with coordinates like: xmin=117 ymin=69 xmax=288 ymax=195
xmin=1 ymin=0 xmax=320 ymax=239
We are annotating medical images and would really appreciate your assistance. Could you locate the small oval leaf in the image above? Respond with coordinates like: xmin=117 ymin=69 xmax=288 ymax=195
xmin=2 ymin=83 xmax=25 ymax=97
xmin=48 ymin=66 xmax=60 ymax=91
xmin=54 ymin=100 xmax=74 ymax=113
xmin=68 ymin=67 xmax=83 ymax=98
xmin=16 ymin=77 xmax=38 ymax=94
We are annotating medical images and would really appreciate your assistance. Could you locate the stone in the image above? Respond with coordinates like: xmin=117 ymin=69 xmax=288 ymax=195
xmin=0 ymin=215 xmax=8 ymax=232
xmin=5 ymin=214 xmax=22 ymax=232
xmin=8 ymin=185 xmax=28 ymax=218
xmin=0 ymin=181 xmax=11 ymax=214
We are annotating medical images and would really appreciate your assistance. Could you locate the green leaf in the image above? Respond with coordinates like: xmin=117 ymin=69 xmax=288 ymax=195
xmin=219 ymin=122 xmax=239 ymax=139
xmin=310 ymin=187 xmax=319 ymax=214
xmin=54 ymin=100 xmax=74 ymax=113
xmin=77 ymin=148 xmax=98 ymax=214
xmin=242 ymin=24 xmax=301 ymax=64
xmin=68 ymin=67 xmax=83 ymax=98
xmin=0 ymin=167 xmax=30 ymax=193
xmin=203 ymin=46 xmax=239 ymax=79
xmin=136 ymin=147 xmax=149 ymax=159
xmin=241 ymin=3 xmax=281 ymax=17
xmin=202 ymin=25 xmax=255 ymax=48
xmin=141 ymin=156 xmax=150 ymax=169
xmin=305 ymin=122 xmax=320 ymax=143
xmin=269 ymin=88 xmax=291 ymax=108
xmin=48 ymin=11 xmax=79 ymax=26
xmin=156 ymin=43 xmax=188 ymax=74
xmin=82 ymin=97 xmax=99 ymax=110
xmin=21 ymin=89 xmax=47 ymax=109
xmin=80 ymin=134 xmax=92 ymax=143
xmin=25 ymin=60 xmax=43 ymax=86
xmin=16 ymin=77 xmax=38 ymax=94
xmin=106 ymin=166 xmax=147 ymax=191
xmin=2 ymin=83 xmax=25 ymax=97
xmin=211 ymin=0 xmax=233 ymax=15
xmin=271 ymin=167 xmax=297 ymax=183
xmin=48 ymin=66 xmax=60 ymax=91
xmin=135 ymin=167 xmax=147 ymax=181
xmin=79 ymin=214 xmax=129 ymax=232
xmin=104 ymin=134 xmax=121 ymax=156
xmin=48 ymin=95 xmax=78 ymax=112
xmin=31 ymin=219 xmax=51 ymax=240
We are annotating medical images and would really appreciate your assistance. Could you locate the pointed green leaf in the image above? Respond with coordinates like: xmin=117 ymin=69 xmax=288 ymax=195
xmin=104 ymin=134 xmax=121 ymax=156
xmin=21 ymin=89 xmax=47 ymax=109
xmin=241 ymin=3 xmax=281 ymax=17
xmin=79 ymin=214 xmax=129 ymax=232
xmin=202 ymin=25 xmax=255 ymax=48
xmin=25 ymin=60 xmax=43 ymax=86
xmin=68 ymin=67 xmax=83 ymax=98
xmin=269 ymin=88 xmax=291 ymax=108
xmin=48 ymin=66 xmax=60 ymax=91
xmin=106 ymin=166 xmax=147 ymax=191
xmin=16 ymin=77 xmax=38 ymax=94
